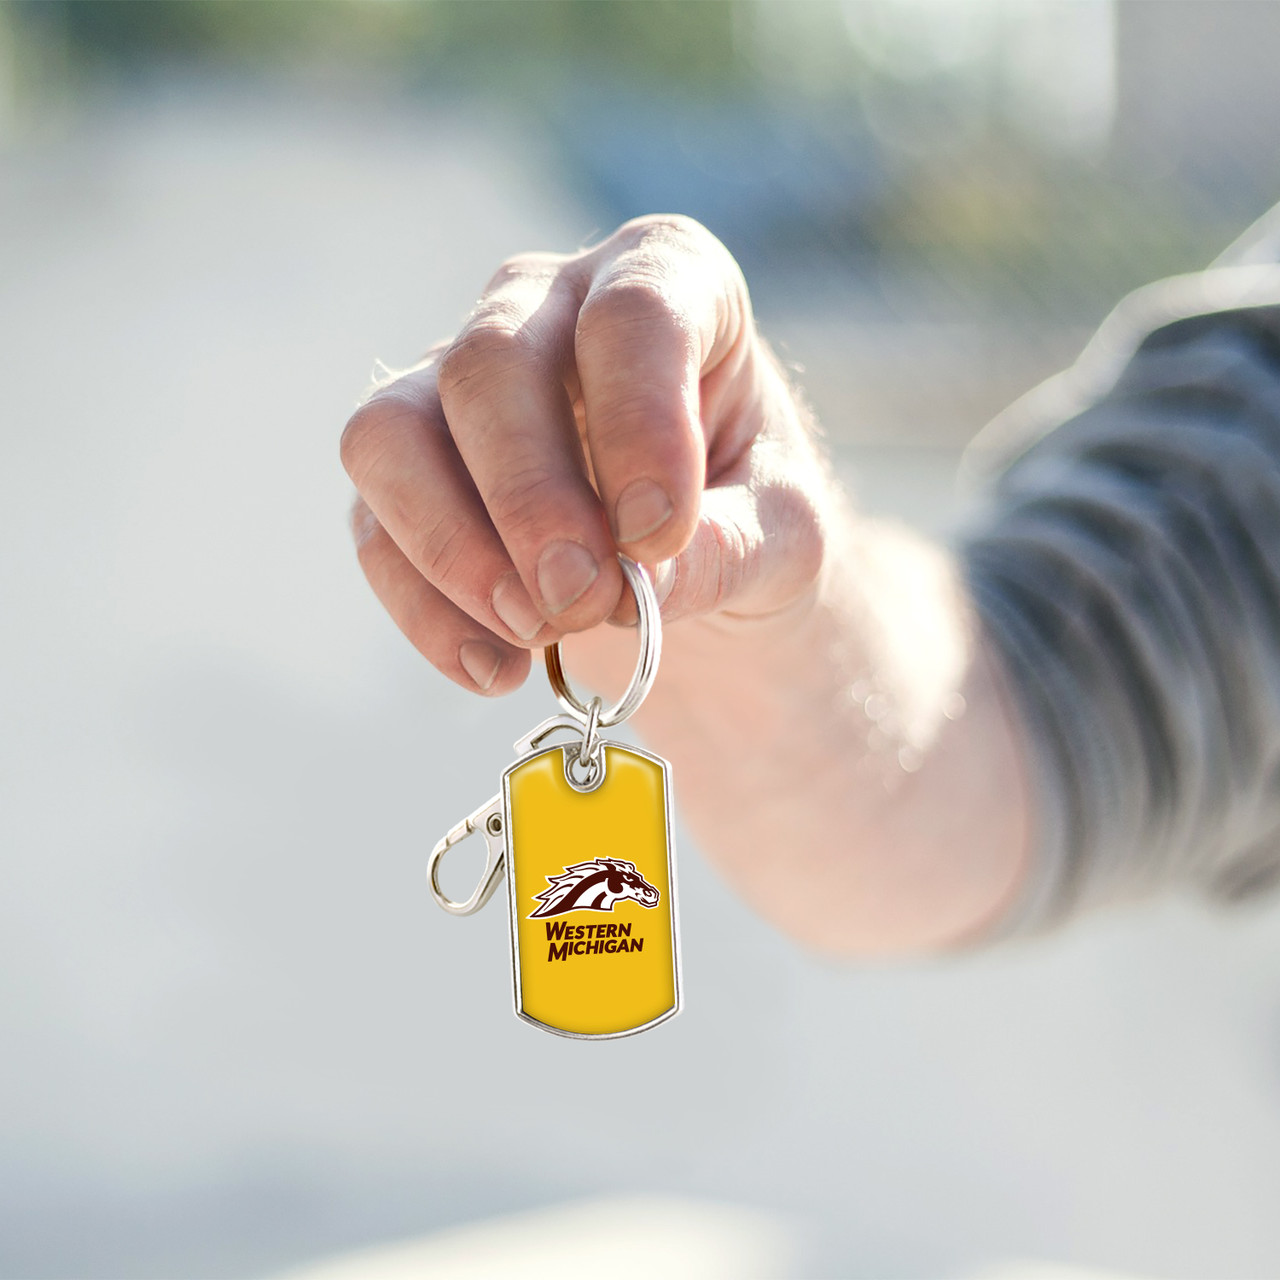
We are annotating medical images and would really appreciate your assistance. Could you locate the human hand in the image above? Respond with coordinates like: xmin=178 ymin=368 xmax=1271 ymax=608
xmin=341 ymin=214 xmax=830 ymax=695
xmin=341 ymin=214 xmax=1032 ymax=951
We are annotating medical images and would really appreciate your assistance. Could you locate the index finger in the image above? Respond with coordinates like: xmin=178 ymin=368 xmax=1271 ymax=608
xmin=575 ymin=216 xmax=754 ymax=563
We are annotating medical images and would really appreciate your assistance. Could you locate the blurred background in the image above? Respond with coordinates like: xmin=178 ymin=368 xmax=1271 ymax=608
xmin=3 ymin=1 xmax=1280 ymax=1277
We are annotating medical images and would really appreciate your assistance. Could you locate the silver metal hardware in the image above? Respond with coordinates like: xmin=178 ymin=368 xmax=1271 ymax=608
xmin=560 ymin=695 xmax=605 ymax=792
xmin=544 ymin=555 xmax=660 ymax=728
xmin=578 ymin=694 xmax=602 ymax=766
xmin=427 ymin=795 xmax=505 ymax=916
xmin=563 ymin=743 xmax=605 ymax=792
xmin=512 ymin=713 xmax=590 ymax=758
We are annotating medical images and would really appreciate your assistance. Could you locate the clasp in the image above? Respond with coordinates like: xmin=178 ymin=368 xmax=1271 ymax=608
xmin=427 ymin=794 xmax=505 ymax=916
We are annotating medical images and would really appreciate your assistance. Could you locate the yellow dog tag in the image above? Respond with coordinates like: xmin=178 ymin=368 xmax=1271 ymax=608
xmin=505 ymin=742 xmax=678 ymax=1038
xmin=428 ymin=557 xmax=682 ymax=1040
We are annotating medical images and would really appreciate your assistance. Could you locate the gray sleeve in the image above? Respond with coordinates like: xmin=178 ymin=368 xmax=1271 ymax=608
xmin=961 ymin=260 xmax=1280 ymax=935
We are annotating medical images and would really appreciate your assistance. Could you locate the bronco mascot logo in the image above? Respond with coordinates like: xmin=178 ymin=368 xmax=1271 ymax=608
xmin=529 ymin=858 xmax=660 ymax=919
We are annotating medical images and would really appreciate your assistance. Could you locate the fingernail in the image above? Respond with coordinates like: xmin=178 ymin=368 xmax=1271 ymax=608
xmin=459 ymin=641 xmax=502 ymax=691
xmin=491 ymin=574 xmax=543 ymax=641
xmin=537 ymin=540 xmax=599 ymax=614
xmin=614 ymin=478 xmax=673 ymax=545
xmin=653 ymin=557 xmax=677 ymax=605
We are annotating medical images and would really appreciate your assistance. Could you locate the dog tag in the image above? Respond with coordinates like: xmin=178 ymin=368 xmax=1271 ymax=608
xmin=505 ymin=739 xmax=678 ymax=1038
xmin=428 ymin=557 xmax=682 ymax=1040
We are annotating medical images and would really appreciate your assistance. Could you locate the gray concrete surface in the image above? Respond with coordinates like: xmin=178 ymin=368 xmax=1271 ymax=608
xmin=3 ymin=86 xmax=1280 ymax=1280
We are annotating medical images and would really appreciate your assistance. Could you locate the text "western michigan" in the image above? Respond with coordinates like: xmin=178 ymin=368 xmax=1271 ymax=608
xmin=545 ymin=919 xmax=645 ymax=962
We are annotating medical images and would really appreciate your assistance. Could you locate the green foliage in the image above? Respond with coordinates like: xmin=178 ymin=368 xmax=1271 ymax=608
xmin=16 ymin=0 xmax=748 ymax=91
xmin=4 ymin=0 xmax=1249 ymax=317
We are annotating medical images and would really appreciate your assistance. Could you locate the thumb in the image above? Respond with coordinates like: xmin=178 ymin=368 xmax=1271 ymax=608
xmin=651 ymin=478 xmax=826 ymax=625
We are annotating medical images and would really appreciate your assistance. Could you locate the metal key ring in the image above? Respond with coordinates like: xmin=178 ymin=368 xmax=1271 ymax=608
xmin=544 ymin=555 xmax=661 ymax=728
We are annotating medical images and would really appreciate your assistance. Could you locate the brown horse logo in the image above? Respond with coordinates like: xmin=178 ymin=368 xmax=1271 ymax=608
xmin=529 ymin=858 xmax=660 ymax=918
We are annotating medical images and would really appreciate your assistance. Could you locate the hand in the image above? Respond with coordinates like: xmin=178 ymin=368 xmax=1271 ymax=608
xmin=340 ymin=215 xmax=830 ymax=695
xmin=341 ymin=214 xmax=1031 ymax=952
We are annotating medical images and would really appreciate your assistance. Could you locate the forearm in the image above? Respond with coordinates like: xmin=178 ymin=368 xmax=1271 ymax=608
xmin=567 ymin=493 xmax=1033 ymax=954
xmin=350 ymin=213 xmax=1280 ymax=951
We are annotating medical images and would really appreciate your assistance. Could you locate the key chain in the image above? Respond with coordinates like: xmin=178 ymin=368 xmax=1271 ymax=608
xmin=428 ymin=555 xmax=681 ymax=1040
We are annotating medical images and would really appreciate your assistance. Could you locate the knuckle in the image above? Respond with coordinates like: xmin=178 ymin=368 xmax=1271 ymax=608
xmin=616 ymin=212 xmax=715 ymax=253
xmin=485 ymin=250 xmax=564 ymax=291
xmin=406 ymin=506 xmax=473 ymax=584
xmin=486 ymin=465 xmax=562 ymax=539
xmin=437 ymin=316 xmax=536 ymax=403
xmin=595 ymin=389 xmax=695 ymax=463
xmin=607 ymin=215 xmax=749 ymax=322
xmin=339 ymin=399 xmax=412 ymax=481
xmin=596 ymin=381 xmax=691 ymax=437
xmin=579 ymin=273 xmax=679 ymax=340
xmin=706 ymin=516 xmax=749 ymax=610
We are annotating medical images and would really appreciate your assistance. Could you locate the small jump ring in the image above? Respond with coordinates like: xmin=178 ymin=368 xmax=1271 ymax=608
xmin=545 ymin=555 xmax=662 ymax=728
xmin=579 ymin=695 xmax=603 ymax=765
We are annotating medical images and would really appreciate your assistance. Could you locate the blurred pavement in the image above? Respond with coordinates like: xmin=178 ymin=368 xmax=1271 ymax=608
xmin=3 ymin=85 xmax=1280 ymax=1279
xmin=272 ymin=1195 xmax=795 ymax=1280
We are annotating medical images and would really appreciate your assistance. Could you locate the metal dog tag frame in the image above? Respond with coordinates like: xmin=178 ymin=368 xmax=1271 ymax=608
xmin=428 ymin=557 xmax=682 ymax=1041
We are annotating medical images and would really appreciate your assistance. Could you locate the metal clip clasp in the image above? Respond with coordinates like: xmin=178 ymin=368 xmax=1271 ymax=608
xmin=513 ymin=713 xmax=590 ymax=757
xmin=427 ymin=795 xmax=505 ymax=916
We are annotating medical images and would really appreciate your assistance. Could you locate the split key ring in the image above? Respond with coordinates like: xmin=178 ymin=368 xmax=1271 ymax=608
xmin=544 ymin=554 xmax=662 ymax=730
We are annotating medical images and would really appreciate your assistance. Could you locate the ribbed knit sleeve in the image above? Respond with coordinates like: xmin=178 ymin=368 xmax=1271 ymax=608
xmin=962 ymin=259 xmax=1280 ymax=934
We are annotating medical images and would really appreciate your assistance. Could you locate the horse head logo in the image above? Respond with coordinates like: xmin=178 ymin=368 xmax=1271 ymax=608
xmin=529 ymin=858 xmax=661 ymax=918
